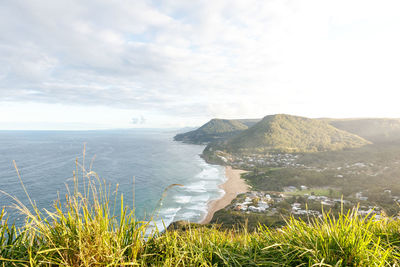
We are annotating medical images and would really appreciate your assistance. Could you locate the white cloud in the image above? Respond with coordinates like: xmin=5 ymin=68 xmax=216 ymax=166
xmin=1 ymin=0 xmax=400 ymax=129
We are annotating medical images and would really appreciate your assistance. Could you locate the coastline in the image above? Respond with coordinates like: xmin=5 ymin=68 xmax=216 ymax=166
xmin=200 ymin=166 xmax=249 ymax=224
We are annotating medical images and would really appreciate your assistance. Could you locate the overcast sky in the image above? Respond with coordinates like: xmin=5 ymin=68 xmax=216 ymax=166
xmin=1 ymin=0 xmax=400 ymax=130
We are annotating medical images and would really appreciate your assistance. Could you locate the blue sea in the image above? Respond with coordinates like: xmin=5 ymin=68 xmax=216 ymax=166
xmin=0 ymin=129 xmax=226 ymax=230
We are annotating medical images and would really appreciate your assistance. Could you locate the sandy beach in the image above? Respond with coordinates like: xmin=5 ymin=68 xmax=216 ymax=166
xmin=200 ymin=166 xmax=249 ymax=224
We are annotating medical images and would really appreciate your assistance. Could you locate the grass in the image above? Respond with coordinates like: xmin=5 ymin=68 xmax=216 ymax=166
xmin=287 ymin=188 xmax=341 ymax=198
xmin=0 ymin=157 xmax=151 ymax=266
xmin=1 ymin=158 xmax=400 ymax=266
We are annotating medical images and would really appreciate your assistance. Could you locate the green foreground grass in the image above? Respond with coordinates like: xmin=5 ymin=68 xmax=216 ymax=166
xmin=1 ymin=163 xmax=400 ymax=266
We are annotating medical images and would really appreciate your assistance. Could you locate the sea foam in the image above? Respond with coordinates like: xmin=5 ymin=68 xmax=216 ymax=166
xmin=158 ymin=157 xmax=226 ymax=226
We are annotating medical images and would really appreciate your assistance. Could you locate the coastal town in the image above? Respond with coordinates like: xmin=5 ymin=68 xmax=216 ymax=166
xmin=214 ymin=149 xmax=399 ymax=178
xmin=213 ymin=149 xmax=400 ymax=188
xmin=227 ymin=188 xmax=395 ymax=221
xmin=220 ymin=152 xmax=301 ymax=169
xmin=206 ymin=147 xmax=400 ymax=225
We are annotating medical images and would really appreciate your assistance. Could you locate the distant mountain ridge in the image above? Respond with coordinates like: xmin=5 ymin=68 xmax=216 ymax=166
xmin=327 ymin=118 xmax=400 ymax=143
xmin=223 ymin=114 xmax=370 ymax=153
xmin=174 ymin=119 xmax=253 ymax=144
xmin=236 ymin=119 xmax=261 ymax=128
xmin=175 ymin=114 xmax=400 ymax=153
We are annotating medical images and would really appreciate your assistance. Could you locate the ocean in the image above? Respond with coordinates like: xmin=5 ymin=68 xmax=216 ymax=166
xmin=0 ymin=129 xmax=226 ymax=229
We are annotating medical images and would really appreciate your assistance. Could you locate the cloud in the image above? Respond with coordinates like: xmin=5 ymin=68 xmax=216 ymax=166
xmin=1 ymin=0 xmax=400 ymax=124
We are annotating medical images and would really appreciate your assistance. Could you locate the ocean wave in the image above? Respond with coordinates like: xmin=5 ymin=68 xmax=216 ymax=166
xmin=190 ymin=194 xmax=211 ymax=203
xmin=186 ymin=204 xmax=208 ymax=213
xmin=175 ymin=211 xmax=200 ymax=219
xmin=195 ymin=166 xmax=223 ymax=181
xmin=218 ymin=188 xmax=225 ymax=196
xmin=156 ymin=155 xmax=227 ymax=227
xmin=159 ymin=207 xmax=181 ymax=216
xmin=183 ymin=181 xmax=207 ymax=193
xmin=174 ymin=195 xmax=192 ymax=204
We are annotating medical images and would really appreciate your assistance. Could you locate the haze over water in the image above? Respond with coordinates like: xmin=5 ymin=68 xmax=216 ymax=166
xmin=0 ymin=129 xmax=226 ymax=229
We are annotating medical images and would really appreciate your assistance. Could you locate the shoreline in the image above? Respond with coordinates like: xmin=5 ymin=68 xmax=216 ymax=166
xmin=200 ymin=166 xmax=249 ymax=224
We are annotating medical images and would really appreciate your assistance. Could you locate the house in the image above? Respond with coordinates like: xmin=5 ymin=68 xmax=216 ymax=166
xmin=321 ymin=200 xmax=334 ymax=206
xmin=292 ymin=203 xmax=301 ymax=211
xmin=333 ymin=198 xmax=350 ymax=205
xmin=258 ymin=201 xmax=269 ymax=210
xmin=308 ymin=195 xmax=317 ymax=200
xmin=294 ymin=210 xmax=308 ymax=215
xmin=235 ymin=205 xmax=247 ymax=211
xmin=319 ymin=196 xmax=328 ymax=201
xmin=283 ymin=186 xmax=297 ymax=192
xmin=248 ymin=206 xmax=262 ymax=212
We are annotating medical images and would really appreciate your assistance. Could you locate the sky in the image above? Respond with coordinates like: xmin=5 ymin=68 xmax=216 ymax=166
xmin=1 ymin=0 xmax=400 ymax=130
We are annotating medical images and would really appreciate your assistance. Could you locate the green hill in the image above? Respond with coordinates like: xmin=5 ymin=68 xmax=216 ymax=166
xmin=327 ymin=118 xmax=400 ymax=143
xmin=224 ymin=114 xmax=370 ymax=153
xmin=236 ymin=119 xmax=261 ymax=128
xmin=174 ymin=119 xmax=249 ymax=144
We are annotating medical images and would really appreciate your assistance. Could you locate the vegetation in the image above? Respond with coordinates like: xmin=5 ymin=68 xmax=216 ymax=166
xmin=145 ymin=209 xmax=400 ymax=266
xmin=1 ymin=158 xmax=400 ymax=266
xmin=248 ymin=142 xmax=399 ymax=190
xmin=182 ymin=115 xmax=400 ymax=234
xmin=224 ymin=114 xmax=370 ymax=153
xmin=174 ymin=118 xmax=261 ymax=144
xmin=235 ymin=119 xmax=260 ymax=128
xmin=0 ymin=160 xmax=150 ymax=266
xmin=328 ymin=118 xmax=400 ymax=143
xmin=208 ymin=140 xmax=400 ymax=229
xmin=4 ymin=116 xmax=400 ymax=265
xmin=174 ymin=119 xmax=249 ymax=144
xmin=3 ymin=186 xmax=400 ymax=266
xmin=176 ymin=115 xmax=400 ymax=153
xmin=210 ymin=208 xmax=286 ymax=230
